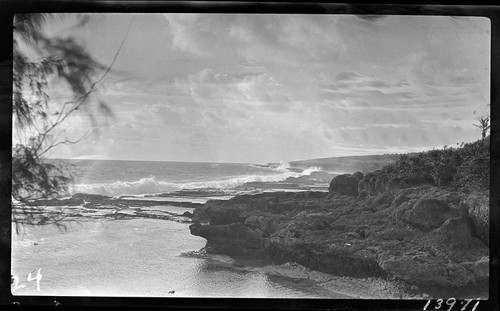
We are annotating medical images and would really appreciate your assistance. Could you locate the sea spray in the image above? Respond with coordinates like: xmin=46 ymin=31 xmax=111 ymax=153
xmin=69 ymin=165 xmax=323 ymax=197
xmin=68 ymin=177 xmax=182 ymax=197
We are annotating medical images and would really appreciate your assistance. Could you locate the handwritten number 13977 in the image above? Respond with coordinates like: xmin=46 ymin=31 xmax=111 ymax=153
xmin=423 ymin=298 xmax=481 ymax=311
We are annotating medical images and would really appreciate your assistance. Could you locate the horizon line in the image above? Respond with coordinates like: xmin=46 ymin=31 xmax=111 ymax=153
xmin=46 ymin=149 xmax=427 ymax=164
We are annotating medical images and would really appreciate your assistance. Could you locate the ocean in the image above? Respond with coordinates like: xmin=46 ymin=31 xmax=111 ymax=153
xmin=61 ymin=159 xmax=330 ymax=197
xmin=11 ymin=159 xmax=400 ymax=298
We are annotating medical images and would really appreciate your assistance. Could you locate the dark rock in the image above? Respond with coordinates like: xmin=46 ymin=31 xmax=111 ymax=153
xmin=391 ymin=193 xmax=409 ymax=208
xmin=329 ymin=174 xmax=359 ymax=197
xmin=189 ymin=186 xmax=489 ymax=291
xmin=460 ymin=192 xmax=489 ymax=245
xmin=398 ymin=198 xmax=462 ymax=230
xmin=351 ymin=171 xmax=364 ymax=181
xmin=460 ymin=257 xmax=489 ymax=282
xmin=192 ymin=204 xmax=211 ymax=222
xmin=72 ymin=193 xmax=112 ymax=201
xmin=244 ymin=215 xmax=281 ymax=236
xmin=436 ymin=217 xmax=475 ymax=249
xmin=346 ymin=231 xmax=362 ymax=239
xmin=295 ymin=191 xmax=328 ymax=199
xmin=268 ymin=242 xmax=387 ymax=278
xmin=357 ymin=171 xmax=389 ymax=195
xmin=193 ymin=200 xmax=246 ymax=225
xmin=386 ymin=176 xmax=435 ymax=192
xmin=358 ymin=171 xmax=436 ymax=197
xmin=190 ymin=222 xmax=266 ymax=257
xmin=378 ymin=225 xmax=415 ymax=241
xmin=372 ymin=193 xmax=394 ymax=211
xmin=379 ymin=254 xmax=475 ymax=287
xmin=357 ymin=189 xmax=369 ymax=199
xmin=375 ymin=175 xmax=388 ymax=193
xmin=357 ymin=229 xmax=366 ymax=238
xmin=29 ymin=197 xmax=85 ymax=206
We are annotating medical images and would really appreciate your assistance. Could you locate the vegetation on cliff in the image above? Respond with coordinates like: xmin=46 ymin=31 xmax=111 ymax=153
xmin=388 ymin=138 xmax=489 ymax=191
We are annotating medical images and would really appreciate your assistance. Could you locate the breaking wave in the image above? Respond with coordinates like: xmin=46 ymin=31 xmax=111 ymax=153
xmin=275 ymin=161 xmax=291 ymax=171
xmin=69 ymin=166 xmax=323 ymax=197
xmin=69 ymin=177 xmax=181 ymax=197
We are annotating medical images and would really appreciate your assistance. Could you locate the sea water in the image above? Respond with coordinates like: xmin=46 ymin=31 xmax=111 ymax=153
xmin=13 ymin=218 xmax=340 ymax=298
xmin=13 ymin=159 xmax=354 ymax=298
xmin=60 ymin=159 xmax=328 ymax=197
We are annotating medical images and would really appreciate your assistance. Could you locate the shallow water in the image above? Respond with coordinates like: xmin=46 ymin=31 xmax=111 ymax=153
xmin=11 ymin=218 xmax=352 ymax=298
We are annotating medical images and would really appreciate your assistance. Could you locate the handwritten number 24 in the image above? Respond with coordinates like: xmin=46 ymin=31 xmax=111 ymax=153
xmin=12 ymin=269 xmax=42 ymax=292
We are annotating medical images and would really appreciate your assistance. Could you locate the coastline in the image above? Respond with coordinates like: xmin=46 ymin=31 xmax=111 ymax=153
xmin=12 ymin=216 xmax=401 ymax=298
xmin=189 ymin=176 xmax=489 ymax=299
xmin=13 ymin=140 xmax=490 ymax=299
xmin=12 ymin=178 xmax=489 ymax=298
xmin=11 ymin=190 xmax=413 ymax=298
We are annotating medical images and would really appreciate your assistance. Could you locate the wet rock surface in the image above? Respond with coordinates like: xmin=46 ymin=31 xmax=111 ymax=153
xmin=19 ymin=193 xmax=201 ymax=223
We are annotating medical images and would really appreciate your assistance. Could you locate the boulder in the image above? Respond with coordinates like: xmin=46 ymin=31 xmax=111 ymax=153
xmin=398 ymin=198 xmax=462 ymax=230
xmin=329 ymin=174 xmax=359 ymax=197
xmin=351 ymin=171 xmax=364 ymax=181
xmin=436 ymin=217 xmax=475 ymax=249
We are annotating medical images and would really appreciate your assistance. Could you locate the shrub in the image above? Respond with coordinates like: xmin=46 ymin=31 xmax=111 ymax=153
xmin=385 ymin=139 xmax=489 ymax=191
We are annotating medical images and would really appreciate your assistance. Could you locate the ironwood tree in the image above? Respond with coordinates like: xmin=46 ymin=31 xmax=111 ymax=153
xmin=12 ymin=14 xmax=127 ymax=227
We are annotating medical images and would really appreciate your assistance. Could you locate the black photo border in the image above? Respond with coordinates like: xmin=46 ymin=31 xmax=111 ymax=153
xmin=0 ymin=1 xmax=498 ymax=310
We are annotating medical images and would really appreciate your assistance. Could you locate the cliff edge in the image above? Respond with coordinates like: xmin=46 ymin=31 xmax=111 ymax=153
xmin=190 ymin=140 xmax=490 ymax=294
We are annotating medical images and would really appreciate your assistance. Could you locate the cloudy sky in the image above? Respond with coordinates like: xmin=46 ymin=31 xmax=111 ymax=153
xmin=34 ymin=13 xmax=490 ymax=163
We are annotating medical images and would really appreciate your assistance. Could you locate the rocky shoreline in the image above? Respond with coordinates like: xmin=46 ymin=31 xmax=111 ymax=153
xmin=189 ymin=171 xmax=489 ymax=297
xmin=15 ymin=193 xmax=199 ymax=224
xmin=17 ymin=161 xmax=490 ymax=298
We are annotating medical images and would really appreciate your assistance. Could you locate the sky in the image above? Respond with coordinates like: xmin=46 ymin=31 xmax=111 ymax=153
xmin=18 ymin=13 xmax=491 ymax=163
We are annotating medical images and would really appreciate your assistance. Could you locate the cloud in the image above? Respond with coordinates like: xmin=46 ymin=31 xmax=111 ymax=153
xmin=164 ymin=14 xmax=215 ymax=56
xmin=403 ymin=40 xmax=488 ymax=99
xmin=335 ymin=71 xmax=363 ymax=81
xmin=369 ymin=123 xmax=414 ymax=128
xmin=45 ymin=14 xmax=490 ymax=161
xmin=368 ymin=80 xmax=391 ymax=88
xmin=264 ymin=103 xmax=290 ymax=113
xmin=204 ymin=111 xmax=227 ymax=126
xmin=173 ymin=68 xmax=293 ymax=118
xmin=328 ymin=72 xmax=413 ymax=96
xmin=163 ymin=14 xmax=346 ymax=65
